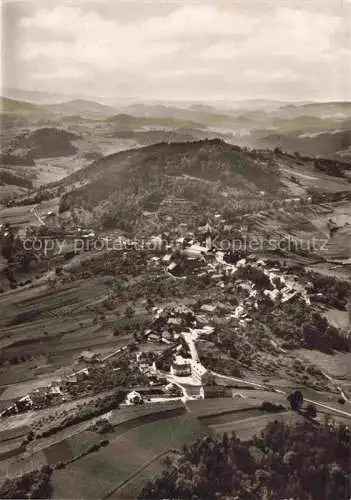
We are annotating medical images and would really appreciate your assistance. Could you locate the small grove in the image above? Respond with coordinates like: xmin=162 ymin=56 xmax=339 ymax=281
xmin=260 ymin=300 xmax=349 ymax=353
xmin=140 ymin=419 xmax=351 ymax=500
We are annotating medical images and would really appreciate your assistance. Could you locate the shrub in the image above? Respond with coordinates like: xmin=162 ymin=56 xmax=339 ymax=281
xmin=55 ymin=462 xmax=66 ymax=470
xmin=58 ymin=197 xmax=70 ymax=214
xmin=88 ymin=443 xmax=101 ymax=453
xmin=260 ymin=401 xmax=285 ymax=413
xmin=305 ymin=403 xmax=317 ymax=419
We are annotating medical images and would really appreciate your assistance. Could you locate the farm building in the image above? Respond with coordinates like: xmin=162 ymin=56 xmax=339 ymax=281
xmin=190 ymin=361 xmax=214 ymax=386
xmin=79 ymin=350 xmax=100 ymax=363
xmin=147 ymin=334 xmax=160 ymax=343
xmin=136 ymin=352 xmax=148 ymax=363
xmin=183 ymin=244 xmax=209 ymax=260
xmin=45 ymin=211 xmax=58 ymax=228
xmin=200 ymin=385 xmax=227 ymax=398
xmin=30 ymin=386 xmax=48 ymax=403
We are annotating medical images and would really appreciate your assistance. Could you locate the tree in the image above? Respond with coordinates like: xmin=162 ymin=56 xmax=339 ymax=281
xmin=27 ymin=431 xmax=34 ymax=441
xmin=125 ymin=306 xmax=135 ymax=319
xmin=305 ymin=404 xmax=317 ymax=419
xmin=58 ymin=197 xmax=70 ymax=214
xmin=146 ymin=297 xmax=155 ymax=313
xmin=287 ymin=390 xmax=303 ymax=411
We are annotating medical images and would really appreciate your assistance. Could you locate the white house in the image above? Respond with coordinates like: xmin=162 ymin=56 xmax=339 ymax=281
xmin=183 ymin=244 xmax=209 ymax=259
xmin=126 ymin=391 xmax=143 ymax=405
xmin=171 ymin=356 xmax=191 ymax=376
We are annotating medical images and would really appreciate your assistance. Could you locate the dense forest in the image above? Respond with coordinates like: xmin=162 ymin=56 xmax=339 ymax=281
xmin=140 ymin=420 xmax=351 ymax=500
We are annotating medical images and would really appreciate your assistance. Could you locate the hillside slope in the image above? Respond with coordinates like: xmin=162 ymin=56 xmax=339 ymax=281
xmin=54 ymin=139 xmax=351 ymax=234
xmin=58 ymin=139 xmax=284 ymax=225
xmin=278 ymin=101 xmax=351 ymax=119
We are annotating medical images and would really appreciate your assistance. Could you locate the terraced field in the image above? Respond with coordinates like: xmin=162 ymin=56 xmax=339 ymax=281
xmin=0 ymin=276 xmax=132 ymax=404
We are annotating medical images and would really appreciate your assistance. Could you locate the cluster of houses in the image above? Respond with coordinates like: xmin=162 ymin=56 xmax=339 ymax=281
xmin=154 ymin=228 xmax=312 ymax=313
xmin=128 ymin=232 xmax=318 ymax=396
xmin=140 ymin=214 xmax=312 ymax=314
xmin=0 ymin=382 xmax=65 ymax=417
xmin=133 ymin=303 xmax=216 ymax=389
xmin=170 ymin=355 xmax=213 ymax=386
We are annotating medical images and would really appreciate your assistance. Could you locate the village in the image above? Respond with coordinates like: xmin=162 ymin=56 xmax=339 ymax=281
xmin=0 ymin=216 xmax=323 ymax=418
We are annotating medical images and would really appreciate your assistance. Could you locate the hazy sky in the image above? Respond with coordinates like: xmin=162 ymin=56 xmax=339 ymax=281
xmin=2 ymin=0 xmax=351 ymax=103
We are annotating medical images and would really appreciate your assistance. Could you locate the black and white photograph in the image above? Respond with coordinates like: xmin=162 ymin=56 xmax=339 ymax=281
xmin=0 ymin=0 xmax=350 ymax=498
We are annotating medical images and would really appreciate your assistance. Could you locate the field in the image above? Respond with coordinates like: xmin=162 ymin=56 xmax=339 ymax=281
xmin=323 ymin=308 xmax=350 ymax=330
xmin=199 ymin=408 xmax=264 ymax=426
xmin=0 ymin=449 xmax=47 ymax=480
xmin=0 ymin=426 xmax=30 ymax=443
xmin=109 ymin=451 xmax=181 ymax=499
xmin=186 ymin=392 xmax=286 ymax=418
xmin=207 ymin=411 xmax=304 ymax=440
xmin=185 ymin=397 xmax=296 ymax=440
xmin=0 ymin=401 xmax=186 ymax=481
xmin=43 ymin=430 xmax=99 ymax=465
xmin=0 ymin=199 xmax=60 ymax=227
xmin=0 ymin=275 xmax=132 ymax=407
xmin=306 ymin=262 xmax=351 ymax=281
xmin=108 ymin=401 xmax=184 ymax=425
xmin=292 ymin=349 xmax=351 ymax=381
xmin=49 ymin=399 xmax=309 ymax=498
xmin=51 ymin=414 xmax=208 ymax=499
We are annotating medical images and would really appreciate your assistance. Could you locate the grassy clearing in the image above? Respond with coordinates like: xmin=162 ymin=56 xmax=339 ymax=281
xmin=108 ymin=401 xmax=184 ymax=427
xmin=124 ymin=414 xmax=208 ymax=453
xmin=209 ymin=411 xmax=304 ymax=440
xmin=292 ymin=349 xmax=351 ymax=380
xmin=186 ymin=397 xmax=261 ymax=418
xmin=323 ymin=308 xmax=349 ymax=330
xmin=200 ymin=408 xmax=263 ymax=426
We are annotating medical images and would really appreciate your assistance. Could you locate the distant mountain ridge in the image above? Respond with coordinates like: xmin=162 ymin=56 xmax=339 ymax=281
xmin=1 ymin=88 xmax=92 ymax=105
xmin=0 ymin=97 xmax=42 ymax=114
xmin=278 ymin=102 xmax=351 ymax=119
xmin=256 ymin=129 xmax=351 ymax=161
xmin=45 ymin=99 xmax=117 ymax=118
